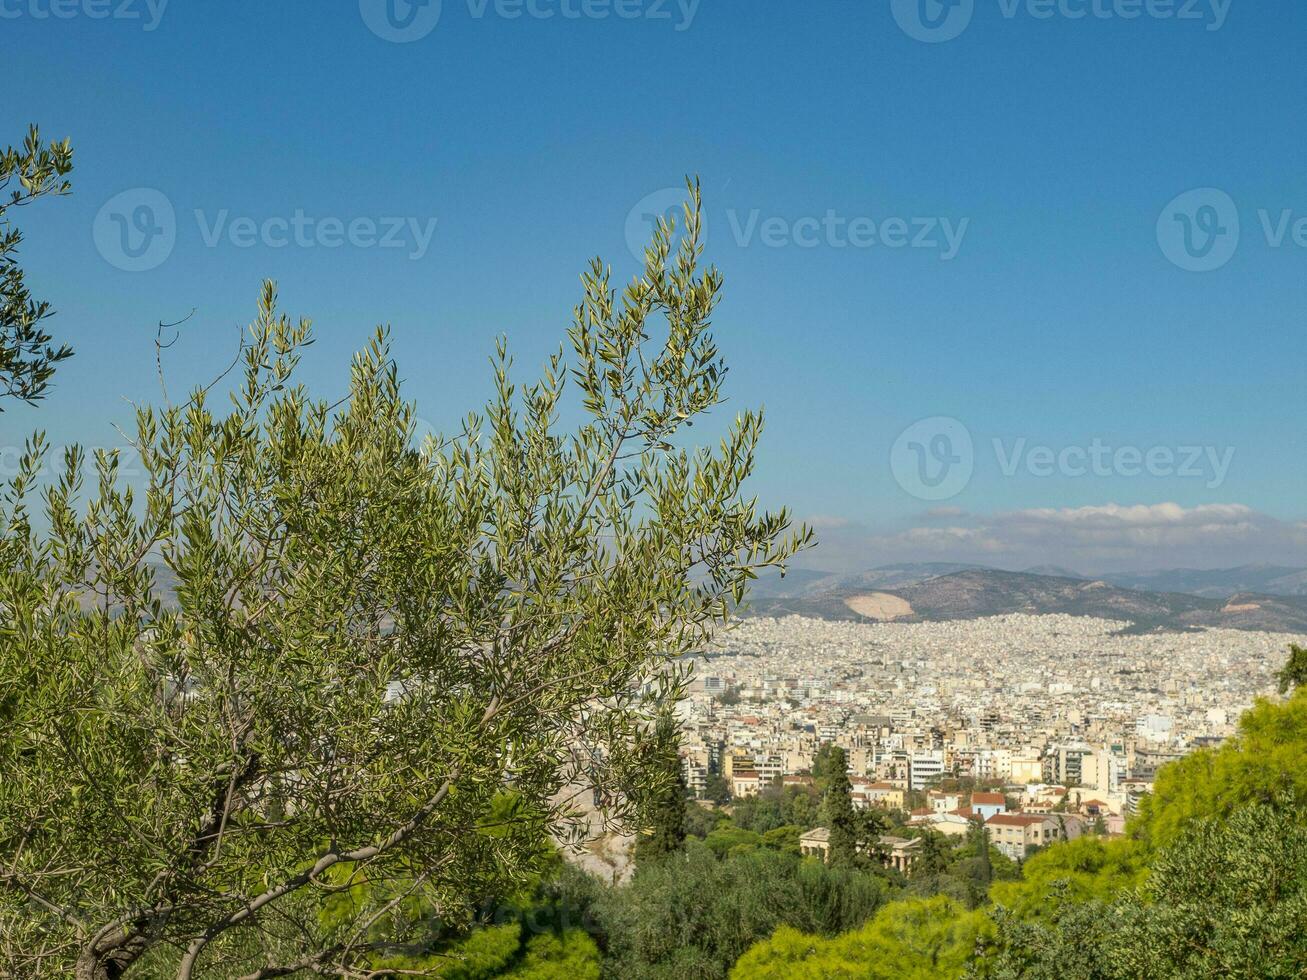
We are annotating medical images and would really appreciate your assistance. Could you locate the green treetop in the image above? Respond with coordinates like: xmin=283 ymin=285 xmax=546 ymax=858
xmin=0 ymin=182 xmax=810 ymax=980
xmin=821 ymin=746 xmax=858 ymax=866
xmin=1 ymin=124 xmax=74 ymax=408
xmin=1277 ymin=643 xmax=1307 ymax=695
xmin=634 ymin=710 xmax=689 ymax=867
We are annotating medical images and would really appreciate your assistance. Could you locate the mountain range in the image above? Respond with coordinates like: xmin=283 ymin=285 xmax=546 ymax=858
xmin=745 ymin=564 xmax=1307 ymax=634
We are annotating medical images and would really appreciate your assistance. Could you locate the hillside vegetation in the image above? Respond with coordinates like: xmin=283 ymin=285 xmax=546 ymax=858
xmin=341 ymin=650 xmax=1307 ymax=979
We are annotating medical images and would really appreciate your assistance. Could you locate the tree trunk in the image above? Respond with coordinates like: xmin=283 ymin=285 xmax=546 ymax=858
xmin=76 ymin=927 xmax=150 ymax=980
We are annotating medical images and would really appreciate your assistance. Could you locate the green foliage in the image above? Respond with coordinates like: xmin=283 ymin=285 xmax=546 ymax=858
xmin=977 ymin=686 xmax=1307 ymax=977
xmin=987 ymin=835 xmax=1148 ymax=923
xmin=702 ymin=826 xmax=764 ymax=859
xmin=503 ymin=929 xmax=602 ymax=979
xmin=368 ymin=920 xmax=602 ymax=980
xmin=0 ymin=183 xmax=810 ymax=979
xmin=759 ymin=825 xmax=802 ymax=855
xmin=634 ymin=712 xmax=688 ymax=867
xmin=974 ymin=824 xmax=992 ymax=888
xmin=909 ymin=828 xmax=954 ymax=879
xmin=897 ymin=830 xmax=984 ymax=908
xmin=810 ymin=742 xmax=840 ymax=795
xmin=973 ymin=899 xmax=1121 ymax=980
xmin=702 ymin=772 xmax=731 ymax=805
xmin=816 ymin=746 xmax=888 ymax=870
xmin=731 ymin=895 xmax=993 ymax=980
xmin=980 ymin=801 xmax=1307 ymax=979
xmin=1117 ymin=800 xmax=1307 ymax=978
xmin=902 ymin=823 xmax=1016 ymax=911
xmin=0 ymin=124 xmax=74 ymax=407
xmin=419 ymin=923 xmax=523 ymax=978
xmin=591 ymin=841 xmax=888 ymax=980
xmin=685 ymin=802 xmax=727 ymax=839
xmin=1277 ymin=643 xmax=1307 ymax=695
xmin=730 ymin=781 xmax=818 ymax=835
xmin=404 ymin=678 xmax=1307 ymax=978
xmin=736 ymin=649 xmax=1307 ymax=979
xmin=822 ymin=746 xmax=858 ymax=866
xmin=1134 ymin=685 xmax=1307 ymax=848
xmin=686 ymin=806 xmax=803 ymax=859
xmin=316 ymin=793 xmax=564 ymax=973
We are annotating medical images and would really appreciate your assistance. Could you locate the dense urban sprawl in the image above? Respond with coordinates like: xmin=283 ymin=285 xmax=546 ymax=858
xmin=672 ymin=614 xmax=1302 ymax=860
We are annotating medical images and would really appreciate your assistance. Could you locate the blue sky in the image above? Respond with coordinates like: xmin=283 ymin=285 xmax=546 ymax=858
xmin=4 ymin=0 xmax=1306 ymax=571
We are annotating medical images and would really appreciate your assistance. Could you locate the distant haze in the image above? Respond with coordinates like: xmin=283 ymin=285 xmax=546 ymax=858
xmin=799 ymin=503 xmax=1307 ymax=576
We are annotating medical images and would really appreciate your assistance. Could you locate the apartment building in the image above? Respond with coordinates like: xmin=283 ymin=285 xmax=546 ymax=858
xmin=730 ymin=770 xmax=762 ymax=798
xmin=852 ymin=780 xmax=905 ymax=810
xmin=985 ymin=812 xmax=1064 ymax=860
xmin=907 ymin=750 xmax=945 ymax=790
xmin=970 ymin=791 xmax=1006 ymax=822
xmin=927 ymin=790 xmax=961 ymax=814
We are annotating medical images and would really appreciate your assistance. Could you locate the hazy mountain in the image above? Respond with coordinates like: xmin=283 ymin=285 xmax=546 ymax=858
xmin=892 ymin=570 xmax=1213 ymax=631
xmin=1023 ymin=565 xmax=1087 ymax=580
xmin=744 ymin=567 xmax=840 ymax=598
xmin=143 ymin=552 xmax=1307 ymax=634
xmin=1102 ymin=564 xmax=1307 ymax=599
xmin=822 ymin=562 xmax=989 ymax=592
xmin=745 ymin=568 xmax=1307 ymax=634
xmin=744 ymin=563 xmax=982 ymax=601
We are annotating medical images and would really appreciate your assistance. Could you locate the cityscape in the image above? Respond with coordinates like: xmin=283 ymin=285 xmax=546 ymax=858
xmin=673 ymin=612 xmax=1299 ymax=860
xmin=7 ymin=4 xmax=1307 ymax=976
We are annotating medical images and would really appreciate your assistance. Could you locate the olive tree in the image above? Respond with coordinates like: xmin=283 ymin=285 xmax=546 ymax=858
xmin=1 ymin=124 xmax=74 ymax=407
xmin=0 ymin=183 xmax=810 ymax=979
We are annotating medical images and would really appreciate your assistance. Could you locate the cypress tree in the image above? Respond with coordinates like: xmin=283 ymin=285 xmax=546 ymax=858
xmin=975 ymin=822 xmax=992 ymax=886
xmin=822 ymin=746 xmax=859 ymax=866
xmin=636 ymin=711 xmax=688 ymax=866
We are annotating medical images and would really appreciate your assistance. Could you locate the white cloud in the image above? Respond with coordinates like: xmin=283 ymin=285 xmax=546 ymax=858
xmin=801 ymin=503 xmax=1307 ymax=573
